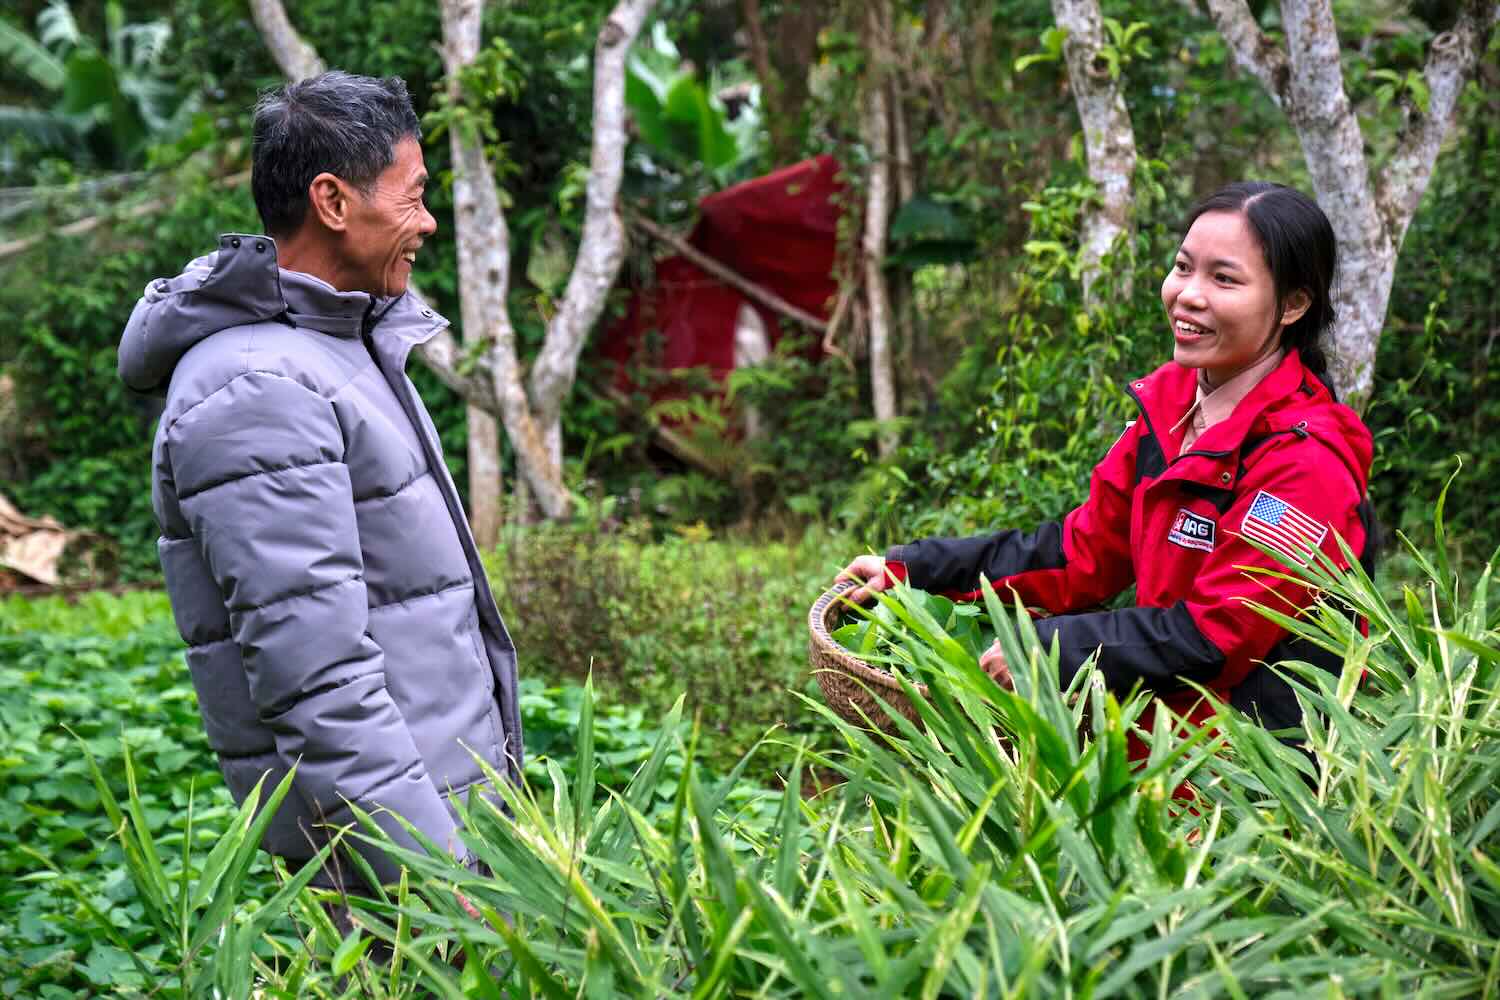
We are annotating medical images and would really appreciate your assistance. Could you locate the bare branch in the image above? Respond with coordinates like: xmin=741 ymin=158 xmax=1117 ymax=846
xmin=739 ymin=0 xmax=775 ymax=111
xmin=1377 ymin=0 xmax=1500 ymax=243
xmin=1201 ymin=0 xmax=1290 ymax=106
xmin=413 ymin=330 xmax=496 ymax=410
xmin=602 ymin=387 xmax=724 ymax=477
xmin=528 ymin=0 xmax=657 ymax=431
xmin=247 ymin=0 xmax=325 ymax=82
xmin=0 ymin=170 xmax=250 ymax=261
xmin=627 ymin=213 xmax=828 ymax=332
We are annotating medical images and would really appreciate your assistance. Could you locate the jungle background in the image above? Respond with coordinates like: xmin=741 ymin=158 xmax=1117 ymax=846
xmin=2 ymin=0 xmax=1499 ymax=995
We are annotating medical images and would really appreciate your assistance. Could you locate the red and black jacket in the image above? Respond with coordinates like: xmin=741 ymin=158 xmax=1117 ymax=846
xmin=887 ymin=350 xmax=1374 ymax=731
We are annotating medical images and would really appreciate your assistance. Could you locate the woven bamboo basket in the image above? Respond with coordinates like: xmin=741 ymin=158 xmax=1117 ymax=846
xmin=808 ymin=579 xmax=927 ymax=732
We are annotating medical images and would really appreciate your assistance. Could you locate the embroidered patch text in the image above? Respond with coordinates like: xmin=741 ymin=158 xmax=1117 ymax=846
xmin=1168 ymin=507 xmax=1217 ymax=553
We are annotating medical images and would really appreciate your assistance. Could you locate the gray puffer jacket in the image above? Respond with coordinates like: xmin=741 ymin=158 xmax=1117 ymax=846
xmin=119 ymin=234 xmax=522 ymax=885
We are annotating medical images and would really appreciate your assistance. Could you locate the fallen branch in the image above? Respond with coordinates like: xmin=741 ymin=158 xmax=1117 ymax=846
xmin=602 ymin=386 xmax=725 ymax=477
xmin=0 ymin=170 xmax=252 ymax=262
xmin=627 ymin=212 xmax=829 ymax=333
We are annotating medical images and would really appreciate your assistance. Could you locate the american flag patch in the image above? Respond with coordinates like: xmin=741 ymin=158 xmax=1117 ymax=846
xmin=1240 ymin=490 xmax=1328 ymax=563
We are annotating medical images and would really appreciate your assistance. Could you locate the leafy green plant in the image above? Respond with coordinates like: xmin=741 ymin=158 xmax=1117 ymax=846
xmin=832 ymin=587 xmax=997 ymax=663
xmin=625 ymin=22 xmax=756 ymax=178
xmin=0 ymin=0 xmax=195 ymax=169
xmin=271 ymin=494 xmax=1500 ymax=994
xmin=484 ymin=522 xmax=847 ymax=774
xmin=22 ymin=484 xmax=1500 ymax=995
xmin=0 ymin=587 xmax=705 ymax=997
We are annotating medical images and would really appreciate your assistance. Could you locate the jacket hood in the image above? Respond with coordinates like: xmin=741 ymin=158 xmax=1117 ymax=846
xmin=1269 ymin=375 xmax=1373 ymax=496
xmin=118 ymin=234 xmax=443 ymax=393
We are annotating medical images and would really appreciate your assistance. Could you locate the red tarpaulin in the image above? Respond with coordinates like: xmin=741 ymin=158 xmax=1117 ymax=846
xmin=599 ymin=154 xmax=843 ymax=395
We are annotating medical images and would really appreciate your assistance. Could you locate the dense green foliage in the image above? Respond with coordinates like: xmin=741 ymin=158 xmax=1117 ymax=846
xmin=483 ymin=522 xmax=849 ymax=773
xmin=2 ymin=1 xmax=1495 ymax=573
xmin=2 ymin=170 xmax=260 ymax=580
xmin=5 ymin=500 xmax=1497 ymax=995
xmin=0 ymin=584 xmax=753 ymax=997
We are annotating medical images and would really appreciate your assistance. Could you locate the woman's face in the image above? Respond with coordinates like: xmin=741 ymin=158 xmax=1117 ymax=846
xmin=1161 ymin=209 xmax=1308 ymax=386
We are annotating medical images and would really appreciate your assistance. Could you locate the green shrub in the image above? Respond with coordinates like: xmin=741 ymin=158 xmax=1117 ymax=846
xmin=484 ymin=519 xmax=849 ymax=773
xmin=0 ymin=590 xmax=695 ymax=997
xmin=62 ymin=486 xmax=1500 ymax=997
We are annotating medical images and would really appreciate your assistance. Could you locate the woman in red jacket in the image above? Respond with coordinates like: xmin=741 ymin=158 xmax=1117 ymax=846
xmin=840 ymin=182 xmax=1376 ymax=733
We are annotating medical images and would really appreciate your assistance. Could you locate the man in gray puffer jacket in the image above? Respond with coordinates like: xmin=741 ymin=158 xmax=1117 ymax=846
xmin=118 ymin=71 xmax=521 ymax=888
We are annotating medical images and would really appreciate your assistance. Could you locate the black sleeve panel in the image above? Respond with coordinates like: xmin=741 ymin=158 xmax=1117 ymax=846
xmin=1032 ymin=600 xmax=1226 ymax=694
xmin=888 ymin=521 xmax=1067 ymax=594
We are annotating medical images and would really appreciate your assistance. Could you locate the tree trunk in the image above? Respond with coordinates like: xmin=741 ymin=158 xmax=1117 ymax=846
xmin=738 ymin=0 xmax=828 ymax=166
xmin=528 ymin=0 xmax=655 ymax=480
xmin=1202 ymin=0 xmax=1497 ymax=410
xmin=247 ymin=0 xmax=325 ymax=81
xmin=250 ymin=0 xmax=658 ymax=520
xmin=888 ymin=66 xmax=919 ymax=391
xmin=437 ymin=0 xmax=570 ymax=520
xmin=862 ymin=0 xmax=899 ymax=460
xmin=467 ymin=410 xmax=502 ymax=546
xmin=1051 ymin=0 xmax=1138 ymax=304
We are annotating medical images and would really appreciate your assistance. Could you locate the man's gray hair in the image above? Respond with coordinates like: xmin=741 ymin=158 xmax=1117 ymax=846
xmin=251 ymin=71 xmax=422 ymax=237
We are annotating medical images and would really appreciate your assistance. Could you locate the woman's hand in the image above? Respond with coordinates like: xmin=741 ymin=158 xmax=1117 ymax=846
xmin=837 ymin=554 xmax=892 ymax=605
xmin=979 ymin=640 xmax=1013 ymax=690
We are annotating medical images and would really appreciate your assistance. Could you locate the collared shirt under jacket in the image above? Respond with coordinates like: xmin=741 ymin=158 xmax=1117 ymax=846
xmin=888 ymin=350 xmax=1374 ymax=730
xmin=118 ymin=235 xmax=522 ymax=886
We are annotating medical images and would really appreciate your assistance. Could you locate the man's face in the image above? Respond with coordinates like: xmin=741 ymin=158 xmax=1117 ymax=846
xmin=339 ymin=136 xmax=436 ymax=298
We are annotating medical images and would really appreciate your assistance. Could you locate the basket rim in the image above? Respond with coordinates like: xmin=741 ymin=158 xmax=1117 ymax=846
xmin=807 ymin=580 xmax=929 ymax=697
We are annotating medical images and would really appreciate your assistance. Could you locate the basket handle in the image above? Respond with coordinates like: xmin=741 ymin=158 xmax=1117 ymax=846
xmin=810 ymin=578 xmax=866 ymax=642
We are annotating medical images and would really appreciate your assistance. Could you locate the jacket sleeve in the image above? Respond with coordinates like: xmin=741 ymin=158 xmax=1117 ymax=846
xmin=166 ymin=369 xmax=460 ymax=886
xmin=888 ymin=421 xmax=1141 ymax=612
xmin=1034 ymin=440 xmax=1365 ymax=696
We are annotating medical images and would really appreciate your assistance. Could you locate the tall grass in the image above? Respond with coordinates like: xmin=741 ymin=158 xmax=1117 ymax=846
xmin=85 ymin=496 xmax=1500 ymax=997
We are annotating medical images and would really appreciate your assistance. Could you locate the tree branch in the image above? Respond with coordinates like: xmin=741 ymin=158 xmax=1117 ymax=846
xmin=738 ymin=0 xmax=775 ymax=115
xmin=1376 ymin=0 xmax=1500 ymax=243
xmin=247 ymin=0 xmax=325 ymax=82
xmin=1201 ymin=0 xmax=1290 ymax=106
xmin=626 ymin=213 xmax=828 ymax=332
xmin=528 ymin=0 xmax=657 ymax=432
xmin=0 ymin=170 xmax=250 ymax=261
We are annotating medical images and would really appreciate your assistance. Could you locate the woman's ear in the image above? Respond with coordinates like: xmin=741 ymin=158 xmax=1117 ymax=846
xmin=1280 ymin=288 xmax=1312 ymax=328
xmin=306 ymin=172 xmax=350 ymax=233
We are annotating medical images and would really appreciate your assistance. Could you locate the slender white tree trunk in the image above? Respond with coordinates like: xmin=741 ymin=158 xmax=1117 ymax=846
xmin=436 ymin=0 xmax=506 ymax=542
xmin=888 ymin=65 xmax=920 ymax=387
xmin=528 ymin=0 xmax=654 ymax=477
xmin=862 ymin=0 xmax=898 ymax=460
xmin=1051 ymin=0 xmax=1138 ymax=304
xmin=438 ymin=0 xmax=570 ymax=520
xmin=1202 ymin=0 xmax=1497 ymax=410
xmin=467 ymin=410 xmax=502 ymax=546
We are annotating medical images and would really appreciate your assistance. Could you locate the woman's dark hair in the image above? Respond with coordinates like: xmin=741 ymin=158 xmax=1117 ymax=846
xmin=1183 ymin=181 xmax=1339 ymax=399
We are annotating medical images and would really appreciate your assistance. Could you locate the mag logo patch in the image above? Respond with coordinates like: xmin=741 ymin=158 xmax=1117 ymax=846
xmin=1168 ymin=508 xmax=1216 ymax=553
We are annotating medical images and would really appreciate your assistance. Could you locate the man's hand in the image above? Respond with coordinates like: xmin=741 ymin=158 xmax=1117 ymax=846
xmin=837 ymin=554 xmax=892 ymax=605
xmin=979 ymin=640 xmax=1013 ymax=690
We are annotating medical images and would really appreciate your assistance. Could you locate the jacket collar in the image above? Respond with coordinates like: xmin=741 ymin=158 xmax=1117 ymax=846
xmin=267 ymin=242 xmax=449 ymax=369
xmin=363 ymin=291 xmax=450 ymax=376
xmin=1126 ymin=351 xmax=1317 ymax=488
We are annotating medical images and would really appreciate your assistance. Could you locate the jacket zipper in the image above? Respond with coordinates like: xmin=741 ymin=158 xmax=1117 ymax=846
xmin=1124 ymin=382 xmax=1234 ymax=470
